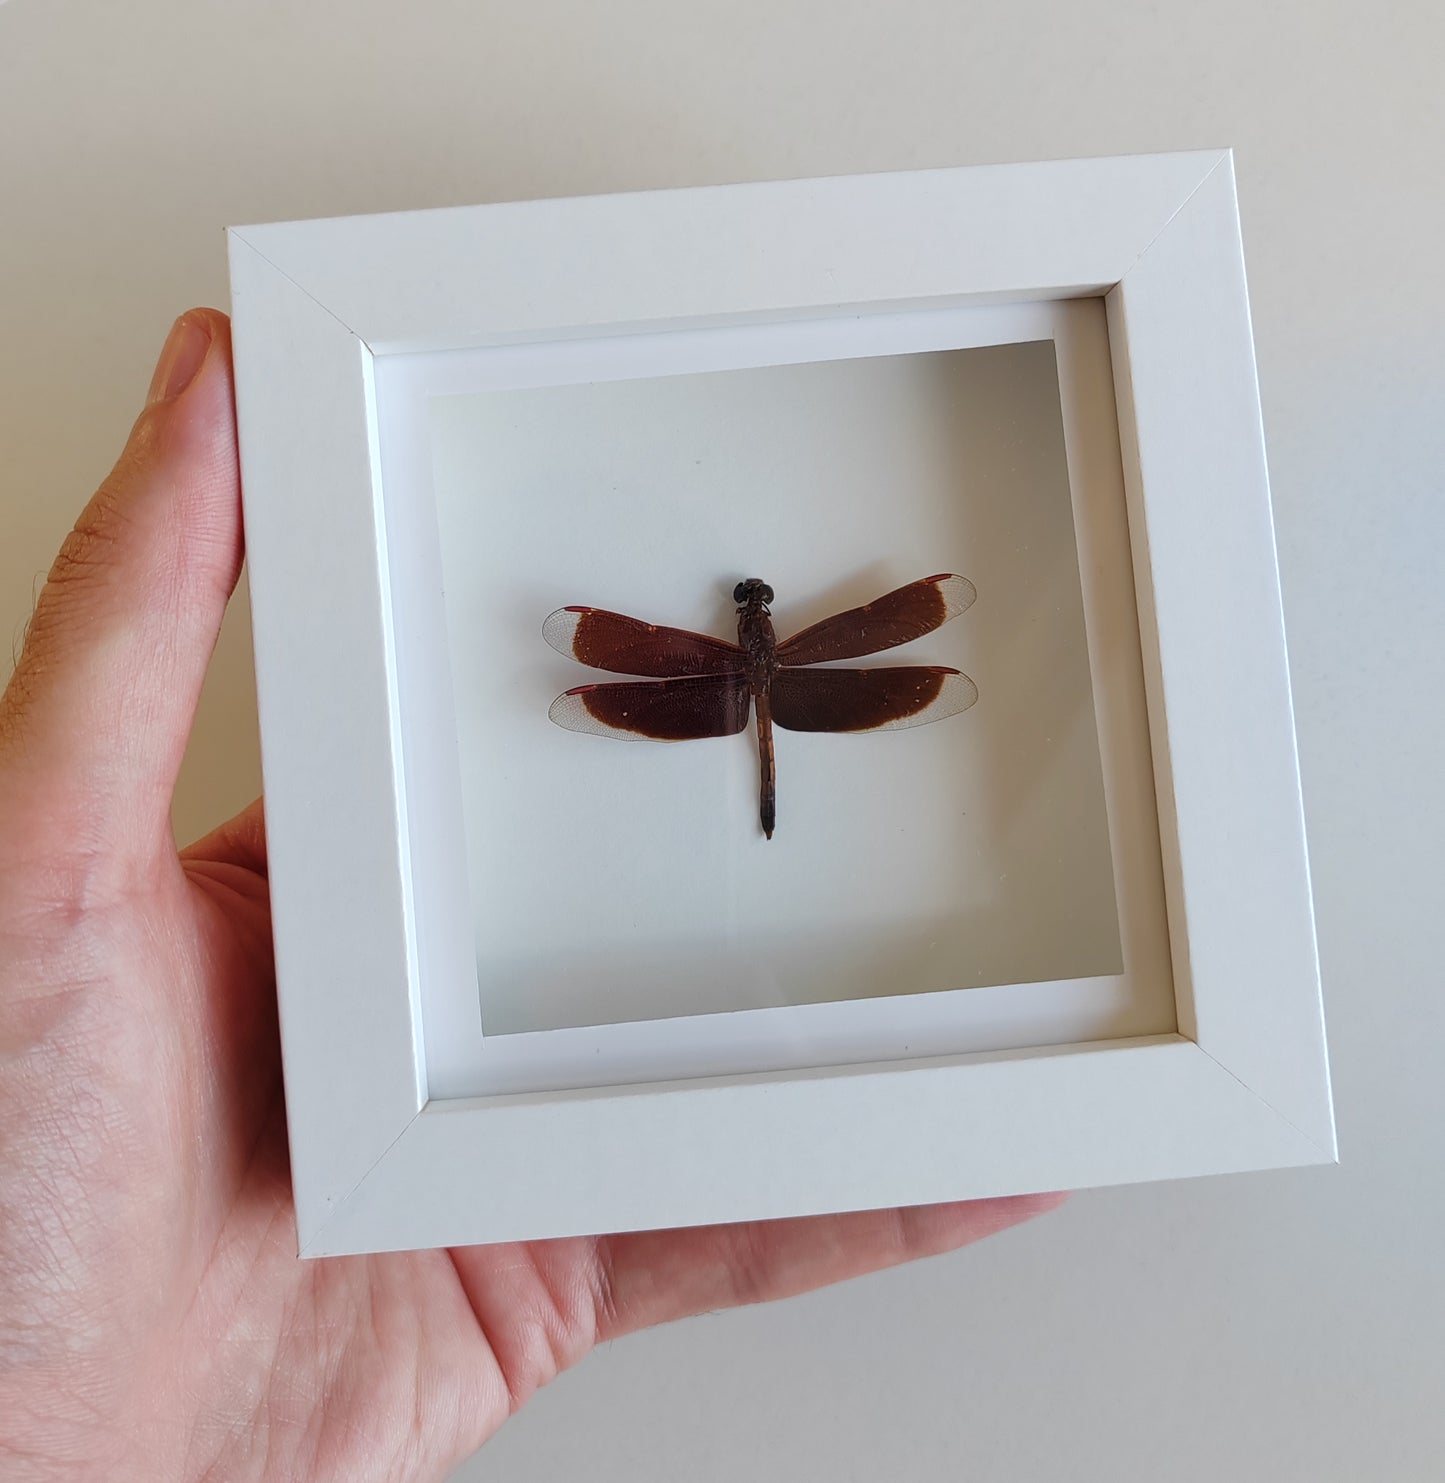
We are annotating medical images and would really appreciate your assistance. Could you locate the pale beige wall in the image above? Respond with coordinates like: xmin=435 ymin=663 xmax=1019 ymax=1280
xmin=1 ymin=2 xmax=1440 ymax=1479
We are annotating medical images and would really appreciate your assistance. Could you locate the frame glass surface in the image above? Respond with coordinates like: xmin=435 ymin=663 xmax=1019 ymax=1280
xmin=372 ymin=298 xmax=1175 ymax=1098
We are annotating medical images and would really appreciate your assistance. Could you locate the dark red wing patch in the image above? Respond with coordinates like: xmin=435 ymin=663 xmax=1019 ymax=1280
xmin=769 ymin=665 xmax=978 ymax=733
xmin=775 ymin=573 xmax=976 ymax=667
xmin=549 ymin=673 xmax=752 ymax=741
xmin=543 ymin=606 xmax=746 ymax=677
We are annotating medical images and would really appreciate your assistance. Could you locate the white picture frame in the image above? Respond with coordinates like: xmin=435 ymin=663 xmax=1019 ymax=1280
xmin=228 ymin=150 xmax=1334 ymax=1257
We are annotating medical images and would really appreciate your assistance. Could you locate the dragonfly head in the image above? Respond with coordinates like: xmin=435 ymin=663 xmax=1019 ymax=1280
xmin=733 ymin=578 xmax=774 ymax=608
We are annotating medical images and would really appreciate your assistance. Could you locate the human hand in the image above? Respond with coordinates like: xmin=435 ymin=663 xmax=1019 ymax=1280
xmin=0 ymin=309 xmax=1064 ymax=1482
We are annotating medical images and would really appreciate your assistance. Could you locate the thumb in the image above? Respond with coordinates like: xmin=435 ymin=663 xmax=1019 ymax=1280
xmin=0 ymin=309 xmax=242 ymax=891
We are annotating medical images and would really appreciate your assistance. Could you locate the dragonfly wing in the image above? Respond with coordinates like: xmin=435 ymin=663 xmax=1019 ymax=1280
xmin=549 ymin=673 xmax=753 ymax=740
xmin=769 ymin=666 xmax=977 ymax=733
xmin=775 ymin=574 xmax=975 ymax=667
xmin=544 ymin=606 xmax=746 ymax=676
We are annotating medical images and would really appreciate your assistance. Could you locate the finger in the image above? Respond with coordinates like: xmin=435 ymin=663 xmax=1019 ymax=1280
xmin=181 ymin=795 xmax=268 ymax=878
xmin=593 ymin=1193 xmax=1066 ymax=1341
xmin=0 ymin=309 xmax=241 ymax=883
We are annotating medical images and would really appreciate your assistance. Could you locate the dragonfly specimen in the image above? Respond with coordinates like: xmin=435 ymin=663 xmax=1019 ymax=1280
xmin=544 ymin=573 xmax=978 ymax=839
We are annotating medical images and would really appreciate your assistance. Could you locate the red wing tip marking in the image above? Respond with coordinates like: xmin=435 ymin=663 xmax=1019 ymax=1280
xmin=925 ymin=573 xmax=977 ymax=620
xmin=541 ymin=607 xmax=585 ymax=658
xmin=549 ymin=687 xmax=651 ymax=739
xmin=855 ymin=667 xmax=978 ymax=732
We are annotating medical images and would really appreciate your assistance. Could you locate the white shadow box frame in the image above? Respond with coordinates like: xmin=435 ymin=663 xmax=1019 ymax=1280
xmin=228 ymin=150 xmax=1335 ymax=1257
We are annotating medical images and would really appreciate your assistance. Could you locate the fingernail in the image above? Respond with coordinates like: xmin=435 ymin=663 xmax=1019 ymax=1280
xmin=146 ymin=314 xmax=211 ymax=406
